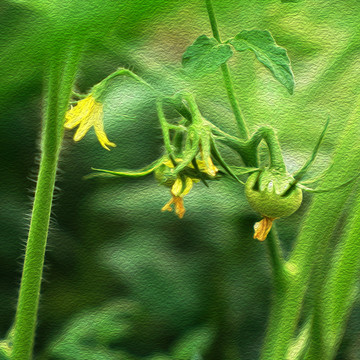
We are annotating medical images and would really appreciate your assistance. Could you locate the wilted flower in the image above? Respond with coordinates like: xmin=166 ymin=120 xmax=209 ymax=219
xmin=253 ymin=217 xmax=276 ymax=241
xmin=155 ymin=158 xmax=217 ymax=218
xmin=161 ymin=177 xmax=194 ymax=218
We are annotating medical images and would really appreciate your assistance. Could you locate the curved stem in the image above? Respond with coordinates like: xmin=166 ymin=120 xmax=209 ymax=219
xmin=247 ymin=126 xmax=285 ymax=171
xmin=220 ymin=63 xmax=249 ymax=139
xmin=210 ymin=123 xmax=284 ymax=170
xmin=92 ymin=68 xmax=157 ymax=97
xmin=11 ymin=44 xmax=82 ymax=360
xmin=204 ymin=0 xmax=249 ymax=141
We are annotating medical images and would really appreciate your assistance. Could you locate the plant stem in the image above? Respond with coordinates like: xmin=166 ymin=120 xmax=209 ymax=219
xmin=11 ymin=44 xmax=81 ymax=360
xmin=248 ymin=126 xmax=285 ymax=171
xmin=204 ymin=0 xmax=249 ymax=141
xmin=208 ymin=122 xmax=285 ymax=169
xmin=266 ymin=226 xmax=286 ymax=291
xmin=260 ymin=99 xmax=360 ymax=360
xmin=92 ymin=68 xmax=156 ymax=98
xmin=156 ymin=98 xmax=173 ymax=155
xmin=305 ymin=182 xmax=360 ymax=359
xmin=182 ymin=93 xmax=203 ymax=125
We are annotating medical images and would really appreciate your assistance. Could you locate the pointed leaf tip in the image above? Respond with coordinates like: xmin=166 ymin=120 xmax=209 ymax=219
xmin=229 ymin=30 xmax=295 ymax=94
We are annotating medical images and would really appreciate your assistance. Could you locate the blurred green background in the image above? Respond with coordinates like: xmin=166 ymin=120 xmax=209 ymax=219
xmin=1 ymin=0 xmax=360 ymax=359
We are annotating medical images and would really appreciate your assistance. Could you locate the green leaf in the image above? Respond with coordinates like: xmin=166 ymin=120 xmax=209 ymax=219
xmin=87 ymin=156 xmax=167 ymax=179
xmin=182 ymin=35 xmax=233 ymax=77
xmin=229 ymin=30 xmax=294 ymax=94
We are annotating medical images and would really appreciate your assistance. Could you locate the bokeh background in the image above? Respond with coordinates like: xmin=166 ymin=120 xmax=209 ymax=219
xmin=1 ymin=0 xmax=360 ymax=359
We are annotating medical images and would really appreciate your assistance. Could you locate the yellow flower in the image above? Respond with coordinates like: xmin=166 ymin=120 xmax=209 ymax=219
xmin=64 ymin=94 xmax=116 ymax=151
xmin=197 ymin=157 xmax=218 ymax=178
xmin=161 ymin=177 xmax=194 ymax=219
xmin=157 ymin=157 xmax=217 ymax=219
xmin=253 ymin=217 xmax=276 ymax=241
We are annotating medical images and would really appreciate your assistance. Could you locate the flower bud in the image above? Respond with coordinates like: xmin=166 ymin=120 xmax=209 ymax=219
xmin=154 ymin=163 xmax=178 ymax=187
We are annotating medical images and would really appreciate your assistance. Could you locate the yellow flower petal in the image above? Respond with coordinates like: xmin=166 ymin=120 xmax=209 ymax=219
xmin=173 ymin=196 xmax=186 ymax=218
xmin=73 ymin=100 xmax=101 ymax=141
xmin=197 ymin=158 xmax=218 ymax=177
xmin=65 ymin=96 xmax=94 ymax=129
xmin=161 ymin=194 xmax=186 ymax=219
xmin=181 ymin=177 xmax=194 ymax=197
xmin=64 ymin=94 xmax=116 ymax=150
xmin=171 ymin=177 xmax=194 ymax=197
xmin=94 ymin=111 xmax=116 ymax=151
xmin=171 ymin=178 xmax=183 ymax=197
xmin=204 ymin=157 xmax=218 ymax=177
xmin=162 ymin=197 xmax=175 ymax=212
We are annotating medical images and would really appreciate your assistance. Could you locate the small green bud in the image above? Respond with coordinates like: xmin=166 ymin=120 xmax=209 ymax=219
xmin=245 ymin=168 xmax=303 ymax=218
xmin=154 ymin=164 xmax=177 ymax=187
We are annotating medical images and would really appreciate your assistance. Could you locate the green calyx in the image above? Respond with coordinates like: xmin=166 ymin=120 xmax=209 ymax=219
xmin=154 ymin=164 xmax=178 ymax=188
xmin=245 ymin=168 xmax=303 ymax=218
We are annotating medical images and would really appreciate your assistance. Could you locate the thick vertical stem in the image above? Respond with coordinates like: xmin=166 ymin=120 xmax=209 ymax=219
xmin=260 ymin=99 xmax=360 ymax=360
xmin=11 ymin=44 xmax=81 ymax=360
xmin=305 ymin=183 xmax=360 ymax=359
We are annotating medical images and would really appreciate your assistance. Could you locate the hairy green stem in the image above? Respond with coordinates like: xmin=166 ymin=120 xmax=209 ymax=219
xmin=182 ymin=93 xmax=203 ymax=125
xmin=204 ymin=0 xmax=249 ymax=142
xmin=11 ymin=44 xmax=81 ymax=360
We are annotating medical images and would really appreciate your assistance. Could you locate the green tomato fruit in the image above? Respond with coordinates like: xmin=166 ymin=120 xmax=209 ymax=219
xmin=245 ymin=169 xmax=303 ymax=218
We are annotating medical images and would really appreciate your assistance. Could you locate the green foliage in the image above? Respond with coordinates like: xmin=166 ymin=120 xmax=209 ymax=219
xmin=229 ymin=30 xmax=294 ymax=94
xmin=45 ymin=300 xmax=142 ymax=360
xmin=171 ymin=326 xmax=215 ymax=359
xmin=1 ymin=1 xmax=360 ymax=360
xmin=0 ymin=343 xmax=11 ymax=360
xmin=182 ymin=35 xmax=233 ymax=77
xmin=261 ymin=103 xmax=360 ymax=359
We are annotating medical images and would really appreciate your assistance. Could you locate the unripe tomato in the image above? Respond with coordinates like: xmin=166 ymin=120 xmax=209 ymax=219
xmin=245 ymin=169 xmax=303 ymax=218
